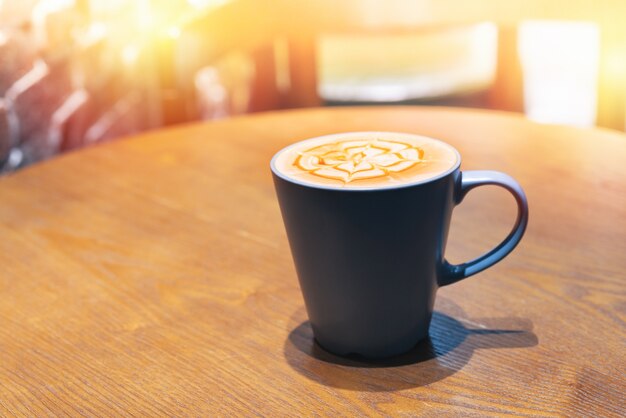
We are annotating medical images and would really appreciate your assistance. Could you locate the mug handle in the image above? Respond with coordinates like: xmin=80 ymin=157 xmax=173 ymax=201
xmin=439 ymin=170 xmax=529 ymax=286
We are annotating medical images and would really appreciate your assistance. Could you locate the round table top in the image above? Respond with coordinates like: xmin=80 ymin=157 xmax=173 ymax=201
xmin=0 ymin=107 xmax=624 ymax=416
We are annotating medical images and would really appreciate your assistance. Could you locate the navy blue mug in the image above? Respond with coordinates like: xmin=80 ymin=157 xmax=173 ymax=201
xmin=271 ymin=132 xmax=528 ymax=358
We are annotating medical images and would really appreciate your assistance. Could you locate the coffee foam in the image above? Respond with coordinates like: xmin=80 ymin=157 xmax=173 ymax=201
xmin=273 ymin=132 xmax=459 ymax=189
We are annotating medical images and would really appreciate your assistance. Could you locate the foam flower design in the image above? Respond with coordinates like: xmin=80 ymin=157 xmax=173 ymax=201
xmin=294 ymin=139 xmax=425 ymax=183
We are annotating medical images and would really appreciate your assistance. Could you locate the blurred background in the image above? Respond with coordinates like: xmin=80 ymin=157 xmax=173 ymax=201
xmin=0 ymin=0 xmax=625 ymax=173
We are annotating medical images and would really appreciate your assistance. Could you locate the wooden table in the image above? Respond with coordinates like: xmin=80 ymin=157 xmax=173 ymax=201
xmin=0 ymin=107 xmax=624 ymax=416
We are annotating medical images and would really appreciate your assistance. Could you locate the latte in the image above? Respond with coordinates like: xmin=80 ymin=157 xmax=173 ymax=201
xmin=272 ymin=132 xmax=459 ymax=189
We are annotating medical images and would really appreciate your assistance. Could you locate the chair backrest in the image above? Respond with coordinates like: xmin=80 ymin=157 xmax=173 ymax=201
xmin=183 ymin=0 xmax=626 ymax=129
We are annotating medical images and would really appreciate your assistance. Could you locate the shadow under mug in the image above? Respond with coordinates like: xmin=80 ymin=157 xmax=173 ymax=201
xmin=271 ymin=132 xmax=529 ymax=358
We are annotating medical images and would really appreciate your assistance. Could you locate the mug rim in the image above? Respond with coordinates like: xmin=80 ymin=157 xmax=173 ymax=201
xmin=270 ymin=131 xmax=462 ymax=191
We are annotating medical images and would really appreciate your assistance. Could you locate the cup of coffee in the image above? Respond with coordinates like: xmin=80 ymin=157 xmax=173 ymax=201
xmin=271 ymin=132 xmax=528 ymax=358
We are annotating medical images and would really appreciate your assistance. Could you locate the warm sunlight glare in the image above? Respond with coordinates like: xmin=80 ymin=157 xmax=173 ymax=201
xmin=187 ymin=0 xmax=230 ymax=10
xmin=122 ymin=44 xmax=139 ymax=66
xmin=519 ymin=21 xmax=600 ymax=127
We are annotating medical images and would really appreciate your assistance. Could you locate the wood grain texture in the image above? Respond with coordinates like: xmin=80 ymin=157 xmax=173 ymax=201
xmin=0 ymin=107 xmax=625 ymax=416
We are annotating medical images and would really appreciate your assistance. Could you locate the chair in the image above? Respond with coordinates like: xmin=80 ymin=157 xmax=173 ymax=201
xmin=181 ymin=0 xmax=626 ymax=130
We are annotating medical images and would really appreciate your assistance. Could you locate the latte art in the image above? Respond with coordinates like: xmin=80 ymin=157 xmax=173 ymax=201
xmin=294 ymin=139 xmax=425 ymax=183
xmin=273 ymin=132 xmax=459 ymax=189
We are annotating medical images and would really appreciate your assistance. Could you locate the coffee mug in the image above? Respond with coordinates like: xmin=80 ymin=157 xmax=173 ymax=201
xmin=271 ymin=132 xmax=528 ymax=358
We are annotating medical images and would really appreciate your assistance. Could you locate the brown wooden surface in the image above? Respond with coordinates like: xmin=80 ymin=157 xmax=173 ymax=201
xmin=0 ymin=107 xmax=625 ymax=416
